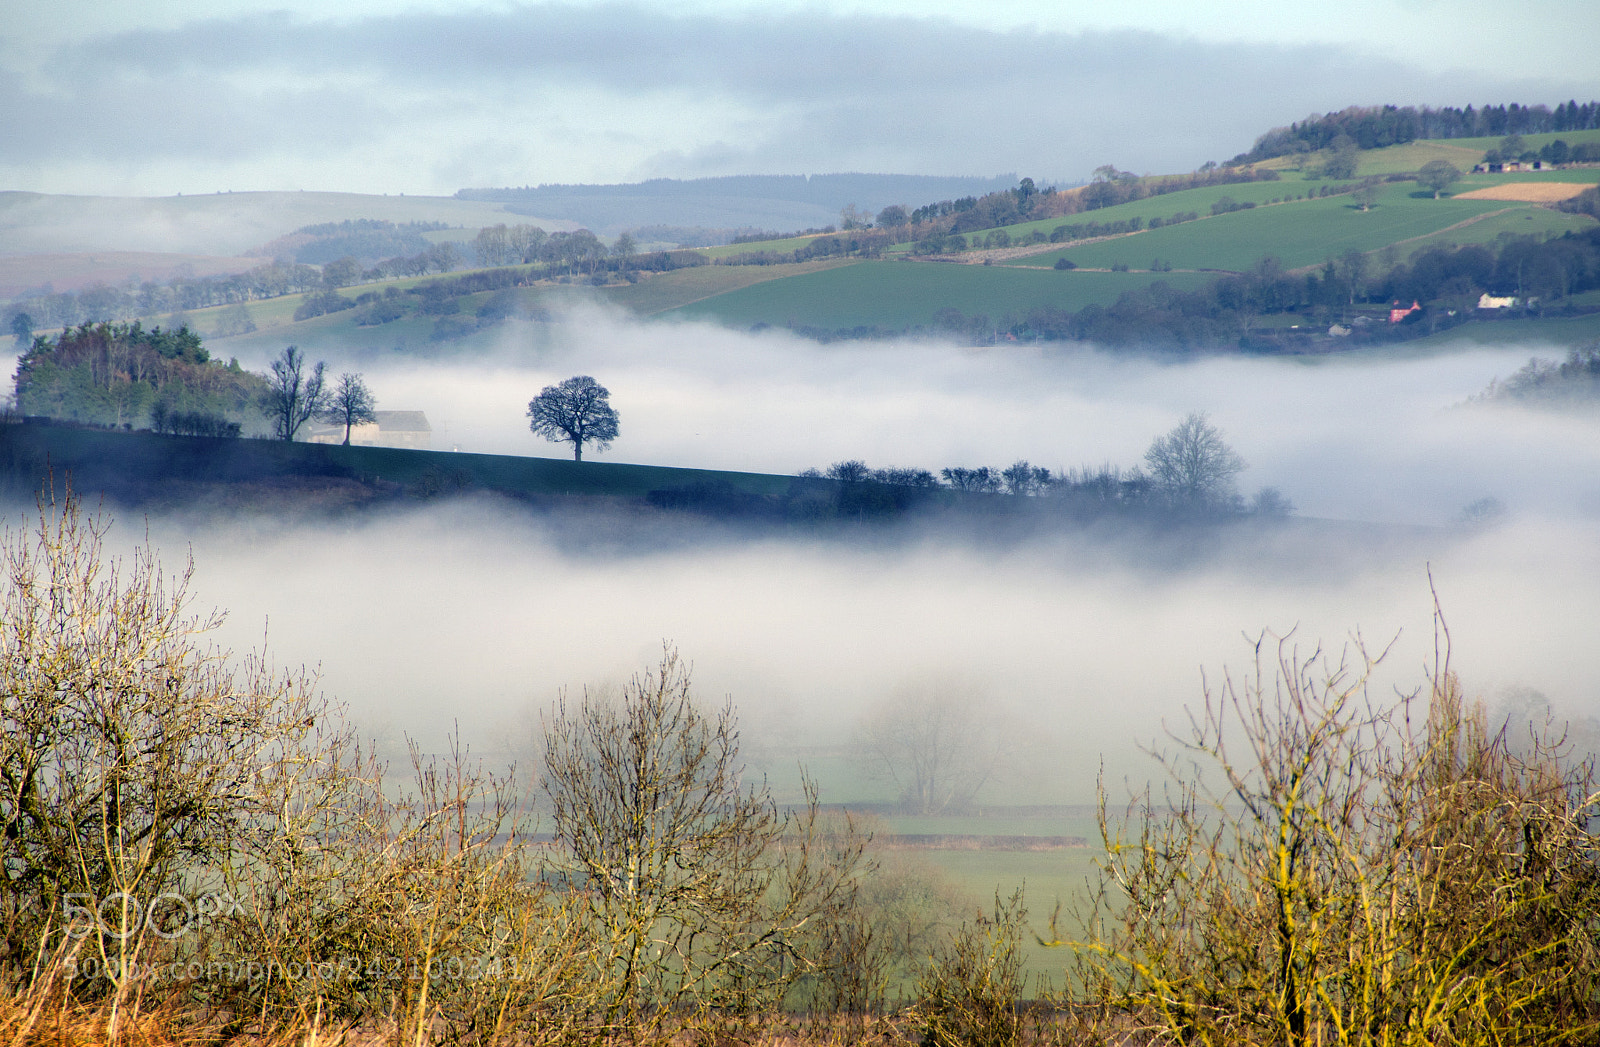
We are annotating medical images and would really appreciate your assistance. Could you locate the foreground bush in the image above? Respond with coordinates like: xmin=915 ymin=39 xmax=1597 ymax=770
xmin=5 ymin=488 xmax=1598 ymax=1046
xmin=1060 ymin=613 xmax=1600 ymax=1046
xmin=0 ymin=491 xmax=870 ymax=1045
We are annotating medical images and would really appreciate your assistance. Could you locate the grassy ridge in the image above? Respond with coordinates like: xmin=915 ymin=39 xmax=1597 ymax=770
xmin=0 ymin=422 xmax=799 ymax=502
xmin=600 ymin=257 xmax=858 ymax=313
xmin=1008 ymin=184 xmax=1565 ymax=273
xmin=667 ymin=261 xmax=1214 ymax=329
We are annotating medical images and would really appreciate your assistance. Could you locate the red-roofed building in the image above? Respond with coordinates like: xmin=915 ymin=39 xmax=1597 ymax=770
xmin=1389 ymin=300 xmax=1421 ymax=323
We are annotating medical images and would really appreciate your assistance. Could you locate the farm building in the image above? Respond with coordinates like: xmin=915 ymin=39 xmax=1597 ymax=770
xmin=306 ymin=410 xmax=432 ymax=448
xmin=1389 ymin=300 xmax=1421 ymax=323
xmin=1477 ymin=293 xmax=1518 ymax=310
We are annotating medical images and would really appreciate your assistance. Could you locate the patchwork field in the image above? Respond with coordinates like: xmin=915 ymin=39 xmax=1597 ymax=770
xmin=1455 ymin=181 xmax=1594 ymax=201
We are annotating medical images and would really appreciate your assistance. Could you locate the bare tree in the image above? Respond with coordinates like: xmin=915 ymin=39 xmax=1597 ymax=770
xmin=1143 ymin=411 xmax=1245 ymax=508
xmin=322 ymin=371 xmax=377 ymax=445
xmin=527 ymin=375 xmax=619 ymax=461
xmin=1001 ymin=460 xmax=1051 ymax=495
xmin=0 ymin=485 xmax=325 ymax=1005
xmin=262 ymin=345 xmax=329 ymax=440
xmin=863 ymin=680 xmax=1003 ymax=815
xmin=541 ymin=646 xmax=866 ymax=1028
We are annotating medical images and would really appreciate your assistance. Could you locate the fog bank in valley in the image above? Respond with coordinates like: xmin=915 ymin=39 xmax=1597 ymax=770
xmin=129 ymin=316 xmax=1600 ymax=803
xmin=250 ymin=308 xmax=1600 ymax=525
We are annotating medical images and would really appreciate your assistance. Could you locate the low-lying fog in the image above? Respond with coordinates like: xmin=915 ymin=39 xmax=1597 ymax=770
xmin=237 ymin=308 xmax=1600 ymax=524
xmin=57 ymin=314 xmax=1600 ymax=801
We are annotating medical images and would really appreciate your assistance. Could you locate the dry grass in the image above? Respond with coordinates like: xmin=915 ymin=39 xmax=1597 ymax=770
xmin=1454 ymin=182 xmax=1594 ymax=202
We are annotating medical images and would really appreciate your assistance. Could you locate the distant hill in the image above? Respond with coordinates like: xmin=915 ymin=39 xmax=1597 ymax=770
xmin=455 ymin=174 xmax=1021 ymax=236
xmin=0 ymin=190 xmax=571 ymax=258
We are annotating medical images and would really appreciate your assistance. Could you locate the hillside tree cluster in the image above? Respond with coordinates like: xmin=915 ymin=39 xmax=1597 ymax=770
xmin=1237 ymin=100 xmax=1600 ymax=163
xmin=13 ymin=322 xmax=264 ymax=431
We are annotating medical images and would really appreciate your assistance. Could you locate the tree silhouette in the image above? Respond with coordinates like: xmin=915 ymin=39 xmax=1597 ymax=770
xmin=262 ymin=345 xmax=328 ymax=441
xmin=1144 ymin=411 xmax=1245 ymax=508
xmin=322 ymin=372 xmax=376 ymax=444
xmin=527 ymin=375 xmax=619 ymax=461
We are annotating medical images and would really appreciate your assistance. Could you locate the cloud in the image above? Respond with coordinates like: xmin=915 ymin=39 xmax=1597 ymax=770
xmin=2 ymin=5 xmax=1588 ymax=195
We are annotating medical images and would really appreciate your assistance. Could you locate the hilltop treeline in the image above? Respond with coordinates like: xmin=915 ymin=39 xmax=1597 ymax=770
xmin=1239 ymin=101 xmax=1600 ymax=162
xmin=257 ymin=218 xmax=449 ymax=265
xmin=14 ymin=322 xmax=264 ymax=429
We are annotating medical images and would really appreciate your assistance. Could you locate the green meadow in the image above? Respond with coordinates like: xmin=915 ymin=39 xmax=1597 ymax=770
xmin=666 ymin=260 xmax=1214 ymax=329
xmin=1008 ymin=185 xmax=1551 ymax=274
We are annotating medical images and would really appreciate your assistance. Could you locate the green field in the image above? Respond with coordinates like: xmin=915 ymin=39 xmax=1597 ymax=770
xmin=1007 ymin=184 xmax=1553 ymax=274
xmin=1394 ymin=204 xmax=1593 ymax=254
xmin=602 ymin=258 xmax=858 ymax=312
xmin=667 ymin=260 xmax=1214 ymax=329
xmin=143 ymin=144 xmax=1600 ymax=350
xmin=983 ymin=178 xmax=1317 ymax=244
xmin=200 ymin=260 xmax=865 ymax=353
xmin=1406 ymin=312 xmax=1600 ymax=349
xmin=699 ymin=234 xmax=844 ymax=260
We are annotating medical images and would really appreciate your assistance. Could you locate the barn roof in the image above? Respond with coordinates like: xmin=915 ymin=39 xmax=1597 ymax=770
xmin=376 ymin=411 xmax=431 ymax=433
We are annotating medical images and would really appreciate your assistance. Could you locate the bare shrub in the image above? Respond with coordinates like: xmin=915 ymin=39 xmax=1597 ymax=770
xmin=913 ymin=889 xmax=1027 ymax=1047
xmin=0 ymin=488 xmax=600 ymax=1045
xmin=0 ymin=485 xmax=324 ymax=1020
xmin=540 ymin=645 xmax=869 ymax=1035
xmin=1057 ymin=600 xmax=1600 ymax=1046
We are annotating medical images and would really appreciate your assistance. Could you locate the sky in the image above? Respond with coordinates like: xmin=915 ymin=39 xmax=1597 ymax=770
xmin=3 ymin=0 xmax=1596 ymax=197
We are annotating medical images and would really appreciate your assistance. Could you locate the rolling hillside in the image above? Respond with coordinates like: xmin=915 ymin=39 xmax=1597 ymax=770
xmin=10 ymin=123 xmax=1600 ymax=354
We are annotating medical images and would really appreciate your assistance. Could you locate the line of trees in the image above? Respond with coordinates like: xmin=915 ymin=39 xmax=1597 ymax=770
xmin=1238 ymin=100 xmax=1600 ymax=163
xmin=14 ymin=325 xmax=380 ymax=441
xmin=796 ymin=412 xmax=1282 ymax=520
xmin=257 ymin=218 xmax=448 ymax=266
xmin=990 ymin=226 xmax=1600 ymax=350
xmin=3 ymin=261 xmax=327 ymax=333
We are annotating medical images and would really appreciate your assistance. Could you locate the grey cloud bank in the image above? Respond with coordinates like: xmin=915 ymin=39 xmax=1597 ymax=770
xmin=2 ymin=5 xmax=1589 ymax=195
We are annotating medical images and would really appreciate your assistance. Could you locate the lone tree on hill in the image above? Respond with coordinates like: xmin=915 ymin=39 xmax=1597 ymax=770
xmin=1144 ymin=411 xmax=1245 ymax=508
xmin=1418 ymin=159 xmax=1462 ymax=199
xmin=322 ymin=371 xmax=377 ymax=445
xmin=527 ymin=375 xmax=619 ymax=461
xmin=262 ymin=345 xmax=329 ymax=441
